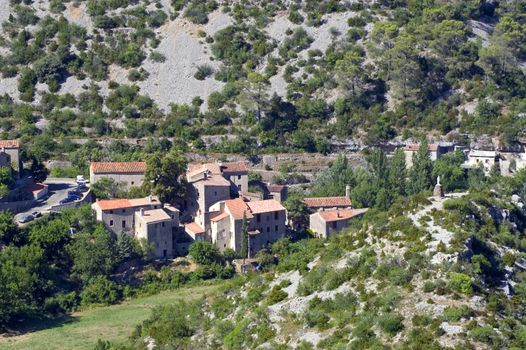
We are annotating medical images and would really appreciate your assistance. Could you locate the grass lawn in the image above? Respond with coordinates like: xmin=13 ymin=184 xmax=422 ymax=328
xmin=0 ymin=284 xmax=219 ymax=350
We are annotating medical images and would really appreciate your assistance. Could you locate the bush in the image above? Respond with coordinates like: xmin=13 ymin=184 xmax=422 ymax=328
xmin=448 ymin=272 xmax=473 ymax=295
xmin=378 ymin=312 xmax=404 ymax=336
xmin=80 ymin=276 xmax=122 ymax=306
xmin=266 ymin=285 xmax=288 ymax=305
xmin=194 ymin=64 xmax=214 ymax=80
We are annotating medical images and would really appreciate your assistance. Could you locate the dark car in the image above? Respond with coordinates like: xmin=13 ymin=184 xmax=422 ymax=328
xmin=31 ymin=211 xmax=42 ymax=218
xmin=18 ymin=214 xmax=34 ymax=223
xmin=59 ymin=198 xmax=73 ymax=205
xmin=68 ymin=193 xmax=81 ymax=201
xmin=68 ymin=189 xmax=81 ymax=196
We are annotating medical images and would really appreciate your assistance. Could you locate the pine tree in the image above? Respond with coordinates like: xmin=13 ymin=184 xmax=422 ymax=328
xmin=408 ymin=140 xmax=433 ymax=194
xmin=240 ymin=213 xmax=249 ymax=259
xmin=389 ymin=148 xmax=407 ymax=197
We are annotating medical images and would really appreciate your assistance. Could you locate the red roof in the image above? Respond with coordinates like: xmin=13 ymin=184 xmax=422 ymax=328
xmin=90 ymin=162 xmax=146 ymax=174
xmin=0 ymin=140 xmax=19 ymax=149
xmin=225 ymin=198 xmax=253 ymax=220
xmin=185 ymin=222 xmax=205 ymax=235
xmin=95 ymin=199 xmax=132 ymax=211
xmin=221 ymin=161 xmax=247 ymax=174
xmin=317 ymin=208 xmax=368 ymax=222
xmin=246 ymin=199 xmax=285 ymax=214
xmin=303 ymin=196 xmax=351 ymax=208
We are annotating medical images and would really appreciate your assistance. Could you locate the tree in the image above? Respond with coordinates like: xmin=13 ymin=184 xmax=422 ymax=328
xmin=284 ymin=194 xmax=311 ymax=231
xmin=29 ymin=157 xmax=49 ymax=183
xmin=432 ymin=150 xmax=467 ymax=192
xmin=0 ymin=211 xmax=21 ymax=246
xmin=388 ymin=148 xmax=407 ymax=197
xmin=144 ymin=148 xmax=188 ymax=204
xmin=367 ymin=21 xmax=399 ymax=81
xmin=335 ymin=49 xmax=365 ymax=99
xmin=311 ymin=155 xmax=356 ymax=197
xmin=189 ymin=241 xmax=223 ymax=266
xmin=238 ymin=72 xmax=270 ymax=121
xmin=68 ymin=225 xmax=118 ymax=284
xmin=91 ymin=177 xmax=126 ymax=199
xmin=240 ymin=213 xmax=249 ymax=259
xmin=408 ymin=141 xmax=433 ymax=195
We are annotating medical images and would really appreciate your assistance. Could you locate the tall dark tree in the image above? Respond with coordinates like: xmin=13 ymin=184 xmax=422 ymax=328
xmin=389 ymin=148 xmax=407 ymax=197
xmin=240 ymin=213 xmax=249 ymax=259
xmin=408 ymin=140 xmax=434 ymax=195
xmin=29 ymin=156 xmax=49 ymax=183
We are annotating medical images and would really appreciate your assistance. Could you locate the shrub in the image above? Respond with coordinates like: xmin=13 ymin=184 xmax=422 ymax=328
xmin=378 ymin=312 xmax=404 ymax=336
xmin=80 ymin=276 xmax=122 ymax=306
xmin=194 ymin=64 xmax=214 ymax=80
xmin=448 ymin=272 xmax=473 ymax=295
xmin=150 ymin=52 xmax=166 ymax=63
xmin=266 ymin=285 xmax=288 ymax=305
xmin=442 ymin=305 xmax=473 ymax=322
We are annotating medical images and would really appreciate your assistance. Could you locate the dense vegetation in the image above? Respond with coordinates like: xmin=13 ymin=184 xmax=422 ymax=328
xmin=0 ymin=1 xmax=524 ymax=167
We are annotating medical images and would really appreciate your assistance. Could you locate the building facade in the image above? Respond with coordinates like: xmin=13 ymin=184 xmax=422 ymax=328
xmin=309 ymin=208 xmax=368 ymax=239
xmin=0 ymin=140 xmax=21 ymax=177
xmin=90 ymin=162 xmax=147 ymax=189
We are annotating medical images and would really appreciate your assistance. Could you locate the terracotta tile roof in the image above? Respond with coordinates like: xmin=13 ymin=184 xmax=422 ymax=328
xmin=303 ymin=196 xmax=352 ymax=208
xmin=211 ymin=212 xmax=229 ymax=222
xmin=0 ymin=140 xmax=19 ymax=149
xmin=95 ymin=196 xmax=159 ymax=211
xmin=95 ymin=199 xmax=132 ymax=211
xmin=137 ymin=209 xmax=171 ymax=223
xmin=221 ymin=161 xmax=247 ymax=173
xmin=267 ymin=184 xmax=286 ymax=192
xmin=201 ymin=175 xmax=230 ymax=187
xmin=225 ymin=198 xmax=253 ymax=220
xmin=317 ymin=208 xmax=369 ymax=222
xmin=187 ymin=163 xmax=222 ymax=179
xmin=185 ymin=222 xmax=205 ymax=235
xmin=246 ymin=199 xmax=285 ymax=214
xmin=90 ymin=162 xmax=146 ymax=174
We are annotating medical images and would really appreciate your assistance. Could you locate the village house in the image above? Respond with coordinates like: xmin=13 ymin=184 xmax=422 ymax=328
xmin=208 ymin=198 xmax=286 ymax=256
xmin=402 ymin=142 xmax=455 ymax=168
xmin=265 ymin=184 xmax=288 ymax=203
xmin=92 ymin=196 xmax=179 ymax=258
xmin=465 ymin=150 xmax=497 ymax=175
xmin=89 ymin=161 xmax=147 ymax=189
xmin=304 ymin=187 xmax=352 ymax=212
xmin=309 ymin=208 xmax=368 ymax=239
xmin=0 ymin=140 xmax=22 ymax=177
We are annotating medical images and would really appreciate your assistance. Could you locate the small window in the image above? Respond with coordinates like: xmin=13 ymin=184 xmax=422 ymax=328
xmin=257 ymin=214 xmax=261 ymax=222
xmin=109 ymin=220 xmax=114 ymax=227
xmin=122 ymin=209 xmax=126 ymax=213
xmin=274 ymin=212 xmax=278 ymax=220
xmin=162 ymin=222 xmax=165 ymax=227
xmin=122 ymin=220 xmax=126 ymax=228
xmin=214 ymin=191 xmax=217 ymax=196
xmin=109 ymin=210 xmax=113 ymax=214
xmin=332 ymin=222 xmax=337 ymax=229
xmin=267 ymin=215 xmax=270 ymax=221
xmin=131 ymin=181 xmax=134 ymax=185
xmin=266 ymin=227 xmax=270 ymax=233
xmin=238 ymin=175 xmax=241 ymax=180
xmin=275 ymin=225 xmax=278 ymax=232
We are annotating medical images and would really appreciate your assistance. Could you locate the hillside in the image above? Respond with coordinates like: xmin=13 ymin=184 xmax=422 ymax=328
xmin=0 ymin=0 xmax=524 ymax=168
xmin=96 ymin=187 xmax=526 ymax=349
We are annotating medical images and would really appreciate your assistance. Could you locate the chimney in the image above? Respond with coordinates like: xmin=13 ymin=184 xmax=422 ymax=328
xmin=140 ymin=208 xmax=145 ymax=216
xmin=345 ymin=185 xmax=351 ymax=200
xmin=337 ymin=211 xmax=341 ymax=218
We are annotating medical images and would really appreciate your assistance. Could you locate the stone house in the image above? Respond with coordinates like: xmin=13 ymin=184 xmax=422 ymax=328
xmin=89 ymin=162 xmax=147 ymax=189
xmin=309 ymin=208 xmax=368 ymax=239
xmin=209 ymin=198 xmax=286 ymax=256
xmin=403 ymin=142 xmax=455 ymax=168
xmin=265 ymin=184 xmax=288 ymax=203
xmin=466 ymin=150 xmax=497 ymax=175
xmin=0 ymin=140 xmax=21 ymax=177
xmin=303 ymin=196 xmax=352 ymax=212
xmin=92 ymin=196 xmax=180 ymax=258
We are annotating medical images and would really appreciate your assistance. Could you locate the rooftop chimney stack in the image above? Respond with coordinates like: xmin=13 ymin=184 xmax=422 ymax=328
xmin=345 ymin=185 xmax=351 ymax=200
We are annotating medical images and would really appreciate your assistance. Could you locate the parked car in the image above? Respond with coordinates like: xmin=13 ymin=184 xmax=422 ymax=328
xmin=68 ymin=193 xmax=81 ymax=201
xmin=79 ymin=184 xmax=89 ymax=192
xmin=31 ymin=211 xmax=42 ymax=218
xmin=59 ymin=198 xmax=73 ymax=205
xmin=68 ymin=189 xmax=81 ymax=196
xmin=18 ymin=214 xmax=34 ymax=223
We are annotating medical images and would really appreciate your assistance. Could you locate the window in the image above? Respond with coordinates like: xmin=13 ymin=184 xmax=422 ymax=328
xmin=266 ymin=215 xmax=270 ymax=222
xmin=109 ymin=210 xmax=113 ymax=214
xmin=275 ymin=225 xmax=278 ymax=232
xmin=122 ymin=209 xmax=126 ymax=213
xmin=266 ymin=227 xmax=270 ymax=233
xmin=238 ymin=184 xmax=242 ymax=190
xmin=162 ymin=222 xmax=165 ymax=227
xmin=238 ymin=175 xmax=241 ymax=180
xmin=109 ymin=220 xmax=114 ymax=226
xmin=163 ymin=250 xmax=167 ymax=257
xmin=274 ymin=212 xmax=279 ymax=220
xmin=122 ymin=220 xmax=126 ymax=228
xmin=131 ymin=181 xmax=134 ymax=185
xmin=332 ymin=222 xmax=337 ymax=229
xmin=257 ymin=214 xmax=261 ymax=222
xmin=214 ymin=191 xmax=217 ymax=196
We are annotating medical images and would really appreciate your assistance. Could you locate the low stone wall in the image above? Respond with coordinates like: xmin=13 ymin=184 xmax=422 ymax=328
xmin=49 ymin=190 xmax=93 ymax=212
xmin=0 ymin=199 xmax=37 ymax=214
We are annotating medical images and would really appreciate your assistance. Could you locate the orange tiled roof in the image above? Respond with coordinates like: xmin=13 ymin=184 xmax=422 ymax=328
xmin=267 ymin=184 xmax=286 ymax=192
xmin=317 ymin=208 xmax=368 ymax=222
xmin=0 ymin=140 xmax=19 ymax=149
xmin=201 ymin=175 xmax=230 ymax=187
xmin=90 ymin=162 xmax=146 ymax=174
xmin=137 ymin=209 xmax=171 ymax=223
xmin=303 ymin=196 xmax=351 ymax=208
xmin=246 ymin=199 xmax=285 ymax=214
xmin=221 ymin=161 xmax=247 ymax=173
xmin=211 ymin=212 xmax=229 ymax=222
xmin=225 ymin=198 xmax=253 ymax=220
xmin=185 ymin=222 xmax=205 ymax=235
xmin=95 ymin=196 xmax=159 ymax=211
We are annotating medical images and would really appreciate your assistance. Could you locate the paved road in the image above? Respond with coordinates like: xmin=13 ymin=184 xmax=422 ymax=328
xmin=15 ymin=178 xmax=79 ymax=224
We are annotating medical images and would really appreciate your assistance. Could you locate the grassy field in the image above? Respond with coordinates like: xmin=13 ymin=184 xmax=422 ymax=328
xmin=0 ymin=284 xmax=219 ymax=350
